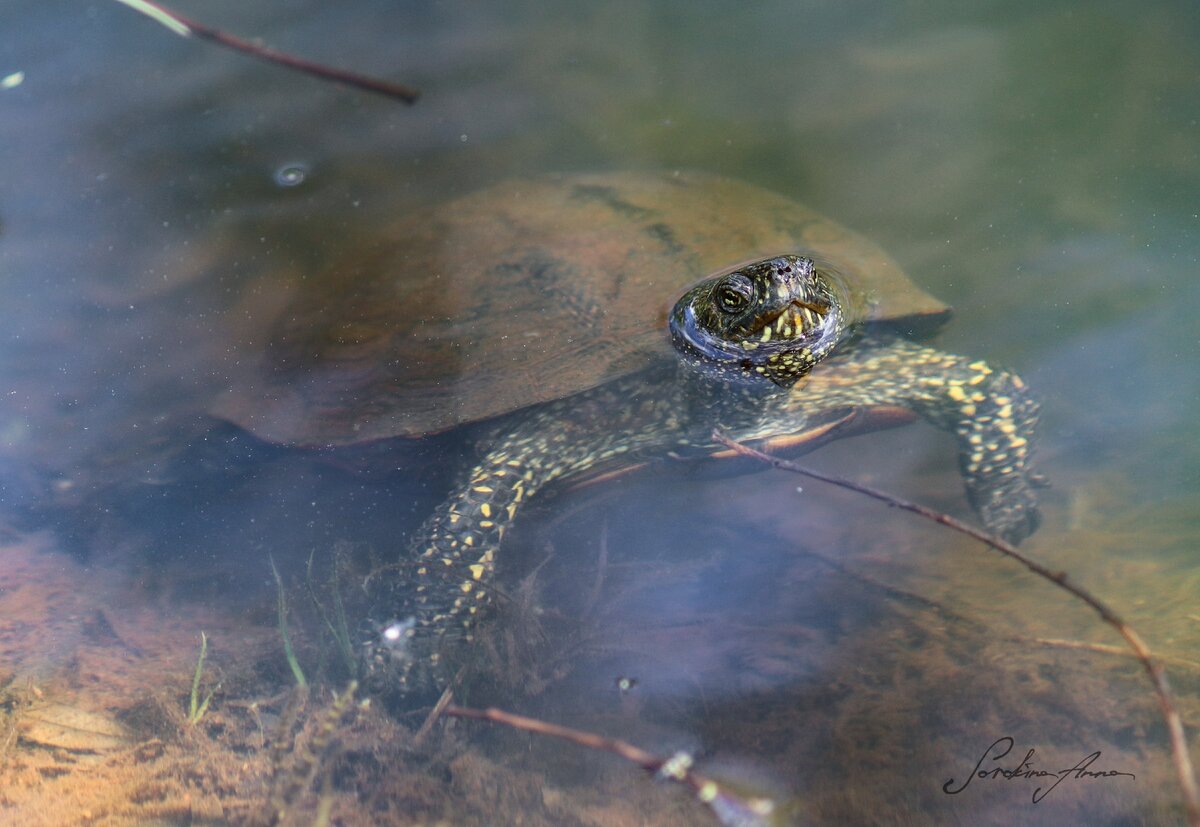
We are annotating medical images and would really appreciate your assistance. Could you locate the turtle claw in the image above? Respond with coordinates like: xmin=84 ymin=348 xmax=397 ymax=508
xmin=968 ymin=473 xmax=1044 ymax=545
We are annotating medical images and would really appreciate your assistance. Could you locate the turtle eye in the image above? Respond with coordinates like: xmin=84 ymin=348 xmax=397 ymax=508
xmin=715 ymin=275 xmax=754 ymax=314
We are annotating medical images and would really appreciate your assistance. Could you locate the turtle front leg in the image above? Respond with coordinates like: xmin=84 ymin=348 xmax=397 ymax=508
xmin=360 ymin=449 xmax=542 ymax=700
xmin=360 ymin=383 xmax=673 ymax=701
xmin=779 ymin=337 xmax=1042 ymax=543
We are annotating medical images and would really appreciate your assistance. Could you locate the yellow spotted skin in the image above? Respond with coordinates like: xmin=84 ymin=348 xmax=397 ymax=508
xmin=360 ymin=332 xmax=1041 ymax=701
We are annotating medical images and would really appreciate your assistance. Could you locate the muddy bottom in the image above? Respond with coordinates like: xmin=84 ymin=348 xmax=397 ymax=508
xmin=0 ymin=456 xmax=1195 ymax=826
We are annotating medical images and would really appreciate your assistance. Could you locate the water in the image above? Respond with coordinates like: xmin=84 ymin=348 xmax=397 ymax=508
xmin=1 ymin=0 xmax=1197 ymax=824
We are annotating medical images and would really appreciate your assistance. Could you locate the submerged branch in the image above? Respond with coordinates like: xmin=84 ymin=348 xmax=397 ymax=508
xmin=442 ymin=703 xmax=781 ymax=826
xmin=112 ymin=0 xmax=420 ymax=103
xmin=712 ymin=429 xmax=1200 ymax=825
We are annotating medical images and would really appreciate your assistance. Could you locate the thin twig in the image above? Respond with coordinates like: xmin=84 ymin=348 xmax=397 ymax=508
xmin=793 ymin=544 xmax=1200 ymax=676
xmin=1032 ymin=638 xmax=1200 ymax=673
xmin=112 ymin=0 xmax=420 ymax=103
xmin=712 ymin=429 xmax=1200 ymax=825
xmin=442 ymin=704 xmax=778 ymax=826
xmin=412 ymin=684 xmax=456 ymax=748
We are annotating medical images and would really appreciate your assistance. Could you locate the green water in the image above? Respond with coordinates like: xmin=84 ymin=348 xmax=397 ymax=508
xmin=0 ymin=1 xmax=1197 ymax=824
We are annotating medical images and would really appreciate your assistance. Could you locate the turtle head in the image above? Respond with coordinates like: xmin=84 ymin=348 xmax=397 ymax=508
xmin=670 ymin=255 xmax=847 ymax=386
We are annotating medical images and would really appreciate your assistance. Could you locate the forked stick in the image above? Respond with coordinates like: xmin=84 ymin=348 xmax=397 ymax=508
xmin=712 ymin=429 xmax=1199 ymax=825
xmin=442 ymin=703 xmax=779 ymax=826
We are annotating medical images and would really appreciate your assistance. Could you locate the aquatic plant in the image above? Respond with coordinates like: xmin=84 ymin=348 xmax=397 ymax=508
xmin=187 ymin=631 xmax=218 ymax=725
xmin=265 ymin=681 xmax=360 ymax=825
xmin=269 ymin=556 xmax=308 ymax=688
xmin=305 ymin=545 xmax=357 ymax=678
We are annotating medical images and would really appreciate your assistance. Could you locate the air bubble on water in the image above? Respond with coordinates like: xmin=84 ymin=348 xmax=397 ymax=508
xmin=273 ymin=162 xmax=310 ymax=188
xmin=381 ymin=618 xmax=416 ymax=652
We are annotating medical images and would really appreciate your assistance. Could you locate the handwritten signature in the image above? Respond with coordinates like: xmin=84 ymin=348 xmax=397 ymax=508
xmin=944 ymin=737 xmax=1135 ymax=803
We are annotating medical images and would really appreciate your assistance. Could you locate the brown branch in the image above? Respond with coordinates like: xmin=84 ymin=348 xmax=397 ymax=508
xmin=1032 ymin=638 xmax=1200 ymax=674
xmin=113 ymin=0 xmax=420 ymax=103
xmin=442 ymin=704 xmax=778 ymax=826
xmin=712 ymin=429 xmax=1200 ymax=825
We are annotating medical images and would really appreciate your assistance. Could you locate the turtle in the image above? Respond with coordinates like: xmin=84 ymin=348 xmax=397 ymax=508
xmin=212 ymin=171 xmax=1042 ymax=702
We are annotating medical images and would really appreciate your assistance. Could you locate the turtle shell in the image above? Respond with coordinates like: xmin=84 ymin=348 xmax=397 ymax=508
xmin=213 ymin=171 xmax=950 ymax=447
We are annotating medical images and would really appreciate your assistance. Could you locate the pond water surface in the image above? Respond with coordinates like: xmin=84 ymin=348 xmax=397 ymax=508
xmin=1 ymin=1 xmax=1198 ymax=825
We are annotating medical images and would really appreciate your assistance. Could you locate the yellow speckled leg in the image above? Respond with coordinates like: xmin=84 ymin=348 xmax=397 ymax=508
xmin=779 ymin=337 xmax=1041 ymax=541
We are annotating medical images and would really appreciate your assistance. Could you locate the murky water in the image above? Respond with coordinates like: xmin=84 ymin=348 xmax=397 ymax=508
xmin=1 ymin=0 xmax=1198 ymax=824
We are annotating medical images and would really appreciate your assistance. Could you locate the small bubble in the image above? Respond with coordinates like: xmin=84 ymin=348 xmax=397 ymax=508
xmin=614 ymin=675 xmax=638 ymax=693
xmin=273 ymin=162 xmax=309 ymax=188
xmin=380 ymin=618 xmax=415 ymax=651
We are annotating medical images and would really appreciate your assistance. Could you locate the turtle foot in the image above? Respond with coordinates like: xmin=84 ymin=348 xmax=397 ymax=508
xmin=968 ymin=470 xmax=1043 ymax=545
